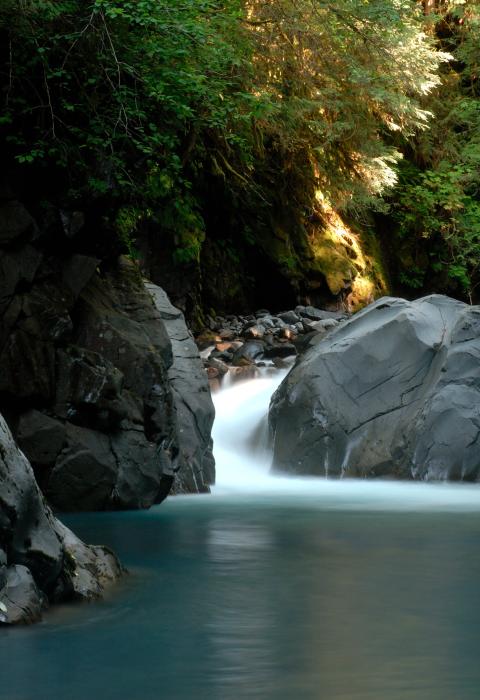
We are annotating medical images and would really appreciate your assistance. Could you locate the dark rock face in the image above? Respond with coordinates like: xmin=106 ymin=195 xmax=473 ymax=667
xmin=146 ymin=284 xmax=215 ymax=493
xmin=0 ymin=192 xmax=215 ymax=507
xmin=270 ymin=295 xmax=480 ymax=481
xmin=0 ymin=415 xmax=122 ymax=625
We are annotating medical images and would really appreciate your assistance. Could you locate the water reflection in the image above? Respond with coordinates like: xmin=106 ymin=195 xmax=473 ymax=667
xmin=205 ymin=518 xmax=277 ymax=698
xmin=1 ymin=501 xmax=480 ymax=700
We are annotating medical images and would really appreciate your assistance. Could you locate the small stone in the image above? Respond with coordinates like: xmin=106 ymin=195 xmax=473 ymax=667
xmin=243 ymin=324 xmax=265 ymax=340
xmin=228 ymin=366 xmax=259 ymax=384
xmin=232 ymin=340 xmax=265 ymax=366
xmin=264 ymin=343 xmax=297 ymax=359
xmin=278 ymin=311 xmax=300 ymax=325
xmin=207 ymin=358 xmax=229 ymax=376
xmin=219 ymin=329 xmax=236 ymax=341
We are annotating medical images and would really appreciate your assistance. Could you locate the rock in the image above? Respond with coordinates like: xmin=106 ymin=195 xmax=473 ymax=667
xmin=259 ymin=316 xmax=276 ymax=329
xmin=1 ymin=245 xmax=215 ymax=507
xmin=296 ymin=305 xmax=347 ymax=322
xmin=47 ymin=423 xmax=118 ymax=511
xmin=0 ymin=549 xmax=6 ymax=591
xmin=215 ymin=341 xmax=239 ymax=352
xmin=0 ymin=329 xmax=56 ymax=402
xmin=210 ymin=349 xmax=234 ymax=362
xmin=54 ymin=347 xmax=126 ymax=428
xmin=243 ymin=324 xmax=266 ymax=340
xmin=209 ymin=380 xmax=221 ymax=394
xmin=275 ymin=327 xmax=296 ymax=341
xmin=60 ymin=210 xmax=85 ymax=239
xmin=0 ymin=414 xmax=122 ymax=624
xmin=272 ymin=357 xmax=294 ymax=369
xmin=207 ymin=358 xmax=229 ymax=376
xmin=302 ymin=318 xmax=340 ymax=335
xmin=312 ymin=318 xmax=340 ymax=331
xmin=270 ymin=295 xmax=480 ymax=481
xmin=232 ymin=340 xmax=265 ymax=366
xmin=206 ymin=366 xmax=220 ymax=380
xmin=278 ymin=310 xmax=300 ymax=325
xmin=0 ymin=566 xmax=45 ymax=625
xmin=228 ymin=366 xmax=259 ymax=384
xmin=147 ymin=283 xmax=215 ymax=494
xmin=219 ymin=328 xmax=236 ymax=341
xmin=196 ymin=330 xmax=220 ymax=350
xmin=16 ymin=410 xmax=66 ymax=467
xmin=53 ymin=521 xmax=122 ymax=601
xmin=61 ymin=255 xmax=99 ymax=299
xmin=0 ymin=200 xmax=37 ymax=246
xmin=264 ymin=343 xmax=298 ymax=359
xmin=0 ymin=245 xmax=42 ymax=318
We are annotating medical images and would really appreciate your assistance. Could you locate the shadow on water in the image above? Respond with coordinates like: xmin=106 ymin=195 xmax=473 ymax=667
xmin=2 ymin=372 xmax=480 ymax=700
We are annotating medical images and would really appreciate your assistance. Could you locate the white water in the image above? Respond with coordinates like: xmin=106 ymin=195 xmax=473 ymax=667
xmin=211 ymin=371 xmax=480 ymax=512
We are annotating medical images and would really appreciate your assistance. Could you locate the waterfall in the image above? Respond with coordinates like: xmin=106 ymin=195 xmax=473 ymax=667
xmin=211 ymin=371 xmax=480 ymax=510
xmin=211 ymin=370 xmax=287 ymax=492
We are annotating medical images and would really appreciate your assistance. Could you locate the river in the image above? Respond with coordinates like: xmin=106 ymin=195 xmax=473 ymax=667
xmin=1 ymin=372 xmax=480 ymax=700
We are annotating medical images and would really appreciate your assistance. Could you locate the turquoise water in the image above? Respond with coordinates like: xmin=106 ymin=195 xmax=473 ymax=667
xmin=2 ymin=489 xmax=480 ymax=700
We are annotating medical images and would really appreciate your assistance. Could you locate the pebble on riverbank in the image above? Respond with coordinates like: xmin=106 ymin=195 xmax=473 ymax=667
xmin=198 ymin=305 xmax=349 ymax=390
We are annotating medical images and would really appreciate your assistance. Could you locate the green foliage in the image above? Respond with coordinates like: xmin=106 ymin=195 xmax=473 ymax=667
xmin=0 ymin=0 xmax=457 ymax=285
xmin=392 ymin=1 xmax=480 ymax=297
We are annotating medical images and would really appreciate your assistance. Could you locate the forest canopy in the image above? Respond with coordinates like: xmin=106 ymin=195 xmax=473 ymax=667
xmin=0 ymin=0 xmax=479 ymax=299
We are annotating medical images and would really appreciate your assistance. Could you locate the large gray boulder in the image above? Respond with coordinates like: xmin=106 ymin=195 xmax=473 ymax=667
xmin=270 ymin=295 xmax=480 ymax=481
xmin=0 ymin=229 xmax=215 ymax=507
xmin=0 ymin=415 xmax=122 ymax=625
xmin=146 ymin=283 xmax=215 ymax=493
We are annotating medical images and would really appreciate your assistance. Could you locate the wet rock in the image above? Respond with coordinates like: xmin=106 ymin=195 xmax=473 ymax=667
xmin=216 ymin=340 xmax=242 ymax=353
xmin=206 ymin=367 xmax=220 ymax=380
xmin=0 ymin=549 xmax=6 ymax=591
xmin=272 ymin=357 xmax=294 ymax=369
xmin=195 ymin=330 xmax=220 ymax=350
xmin=302 ymin=318 xmax=340 ymax=335
xmin=53 ymin=521 xmax=122 ymax=601
xmin=264 ymin=343 xmax=297 ymax=359
xmin=228 ymin=366 xmax=260 ymax=384
xmin=0 ymin=414 xmax=121 ymax=624
xmin=275 ymin=327 xmax=297 ymax=341
xmin=270 ymin=295 xmax=480 ymax=482
xmin=210 ymin=349 xmax=234 ymax=362
xmin=0 ymin=566 xmax=45 ymax=625
xmin=296 ymin=305 xmax=347 ymax=322
xmin=278 ymin=310 xmax=300 ymax=325
xmin=232 ymin=340 xmax=265 ymax=366
xmin=219 ymin=328 xmax=236 ymax=341
xmin=147 ymin=283 xmax=215 ymax=494
xmin=207 ymin=358 xmax=230 ymax=377
xmin=243 ymin=324 xmax=266 ymax=340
